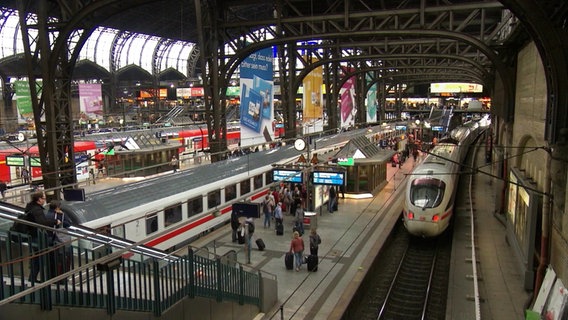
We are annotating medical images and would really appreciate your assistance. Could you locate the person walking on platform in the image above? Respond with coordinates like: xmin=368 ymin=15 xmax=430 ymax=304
xmin=289 ymin=231 xmax=304 ymax=272
xmin=25 ymin=192 xmax=61 ymax=283
xmin=170 ymin=155 xmax=179 ymax=173
xmin=0 ymin=180 xmax=7 ymax=199
xmin=309 ymin=228 xmax=321 ymax=256
xmin=328 ymin=186 xmax=337 ymax=213
xmin=295 ymin=203 xmax=305 ymax=235
xmin=262 ymin=194 xmax=273 ymax=228
xmin=274 ymin=202 xmax=283 ymax=227
xmin=230 ymin=210 xmax=239 ymax=243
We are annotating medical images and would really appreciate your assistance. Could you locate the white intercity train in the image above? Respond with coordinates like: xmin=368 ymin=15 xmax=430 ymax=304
xmin=402 ymin=117 xmax=489 ymax=237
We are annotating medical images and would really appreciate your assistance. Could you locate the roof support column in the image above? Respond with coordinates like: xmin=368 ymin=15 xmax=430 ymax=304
xmin=195 ymin=0 xmax=228 ymax=161
xmin=278 ymin=42 xmax=298 ymax=139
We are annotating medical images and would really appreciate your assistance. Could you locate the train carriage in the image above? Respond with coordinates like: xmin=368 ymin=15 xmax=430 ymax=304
xmin=402 ymin=119 xmax=487 ymax=237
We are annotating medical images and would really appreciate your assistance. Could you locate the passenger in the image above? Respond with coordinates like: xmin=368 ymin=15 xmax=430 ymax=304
xmin=97 ymin=160 xmax=105 ymax=177
xmin=262 ymin=194 xmax=273 ymax=228
xmin=21 ymin=168 xmax=30 ymax=184
xmin=289 ymin=231 xmax=305 ymax=272
xmin=295 ymin=203 xmax=305 ymax=236
xmin=170 ymin=155 xmax=179 ymax=173
xmin=230 ymin=210 xmax=240 ymax=243
xmin=274 ymin=202 xmax=283 ymax=227
xmin=309 ymin=228 xmax=322 ymax=257
xmin=25 ymin=192 xmax=61 ymax=283
xmin=0 ymin=180 xmax=7 ymax=199
xmin=328 ymin=186 xmax=337 ymax=213
xmin=46 ymin=200 xmax=72 ymax=280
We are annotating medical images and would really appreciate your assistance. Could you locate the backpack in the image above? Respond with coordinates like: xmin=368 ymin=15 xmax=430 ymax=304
xmin=248 ymin=222 xmax=255 ymax=234
xmin=10 ymin=212 xmax=32 ymax=235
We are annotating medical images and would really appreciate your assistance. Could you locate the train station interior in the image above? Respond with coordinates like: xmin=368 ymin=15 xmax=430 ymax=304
xmin=0 ymin=1 xmax=567 ymax=319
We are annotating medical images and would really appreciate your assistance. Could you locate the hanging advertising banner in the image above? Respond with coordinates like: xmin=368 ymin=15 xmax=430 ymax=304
xmin=366 ymin=73 xmax=378 ymax=123
xmin=79 ymin=83 xmax=103 ymax=118
xmin=15 ymin=80 xmax=43 ymax=125
xmin=302 ymin=56 xmax=323 ymax=127
xmin=239 ymin=47 xmax=274 ymax=147
xmin=340 ymin=75 xmax=356 ymax=128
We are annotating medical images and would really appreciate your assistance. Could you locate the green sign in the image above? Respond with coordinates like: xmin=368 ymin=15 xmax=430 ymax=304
xmin=6 ymin=156 xmax=25 ymax=167
xmin=337 ymin=157 xmax=354 ymax=166
xmin=30 ymin=157 xmax=42 ymax=167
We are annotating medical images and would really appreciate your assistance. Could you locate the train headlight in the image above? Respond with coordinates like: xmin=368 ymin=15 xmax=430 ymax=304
xmin=432 ymin=214 xmax=440 ymax=222
xmin=407 ymin=211 xmax=414 ymax=220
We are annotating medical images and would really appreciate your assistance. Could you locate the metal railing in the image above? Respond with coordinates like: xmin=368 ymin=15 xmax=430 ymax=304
xmin=0 ymin=230 xmax=261 ymax=316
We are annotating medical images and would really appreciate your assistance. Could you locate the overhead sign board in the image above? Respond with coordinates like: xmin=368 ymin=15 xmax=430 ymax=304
xmin=272 ymin=169 xmax=303 ymax=183
xmin=311 ymin=171 xmax=345 ymax=186
xmin=337 ymin=157 xmax=354 ymax=166
xmin=232 ymin=203 xmax=261 ymax=219
xmin=30 ymin=156 xmax=41 ymax=167
xmin=431 ymin=126 xmax=444 ymax=132
xmin=395 ymin=125 xmax=407 ymax=131
xmin=6 ymin=155 xmax=25 ymax=167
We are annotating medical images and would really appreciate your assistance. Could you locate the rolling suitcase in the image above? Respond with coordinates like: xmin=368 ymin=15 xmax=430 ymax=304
xmin=285 ymin=252 xmax=294 ymax=270
xmin=256 ymin=238 xmax=266 ymax=251
xmin=307 ymin=254 xmax=318 ymax=272
xmin=276 ymin=221 xmax=284 ymax=235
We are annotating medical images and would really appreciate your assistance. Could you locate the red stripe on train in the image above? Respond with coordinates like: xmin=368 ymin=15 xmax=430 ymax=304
xmin=144 ymin=189 xmax=269 ymax=247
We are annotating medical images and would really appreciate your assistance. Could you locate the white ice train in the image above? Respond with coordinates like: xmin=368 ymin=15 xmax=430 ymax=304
xmin=402 ymin=119 xmax=488 ymax=237
xmin=58 ymin=125 xmax=396 ymax=252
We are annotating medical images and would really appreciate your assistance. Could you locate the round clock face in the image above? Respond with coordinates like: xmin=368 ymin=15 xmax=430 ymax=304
xmin=294 ymin=138 xmax=306 ymax=151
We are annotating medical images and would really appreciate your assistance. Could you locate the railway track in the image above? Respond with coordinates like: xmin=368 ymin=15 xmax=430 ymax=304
xmin=347 ymin=221 xmax=452 ymax=320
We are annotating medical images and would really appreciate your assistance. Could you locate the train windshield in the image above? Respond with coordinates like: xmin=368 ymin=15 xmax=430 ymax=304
xmin=409 ymin=178 xmax=446 ymax=208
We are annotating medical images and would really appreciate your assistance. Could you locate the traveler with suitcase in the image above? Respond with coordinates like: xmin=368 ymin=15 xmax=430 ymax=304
xmin=307 ymin=228 xmax=322 ymax=271
xmin=289 ymin=231 xmax=304 ymax=271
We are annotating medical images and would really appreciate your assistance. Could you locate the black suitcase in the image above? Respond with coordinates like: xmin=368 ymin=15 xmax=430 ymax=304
xmin=256 ymin=238 xmax=266 ymax=251
xmin=285 ymin=252 xmax=294 ymax=270
xmin=276 ymin=222 xmax=284 ymax=235
xmin=307 ymin=254 xmax=318 ymax=272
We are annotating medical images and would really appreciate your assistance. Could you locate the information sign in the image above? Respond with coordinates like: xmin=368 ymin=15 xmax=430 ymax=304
xmin=6 ymin=155 xmax=25 ymax=167
xmin=272 ymin=169 xmax=303 ymax=183
xmin=337 ymin=157 xmax=354 ymax=166
xmin=30 ymin=157 xmax=41 ymax=167
xmin=311 ymin=171 xmax=345 ymax=186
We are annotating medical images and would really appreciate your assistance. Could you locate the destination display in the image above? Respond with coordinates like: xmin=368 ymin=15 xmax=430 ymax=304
xmin=272 ymin=169 xmax=303 ymax=183
xmin=6 ymin=155 xmax=25 ymax=167
xmin=311 ymin=171 xmax=345 ymax=186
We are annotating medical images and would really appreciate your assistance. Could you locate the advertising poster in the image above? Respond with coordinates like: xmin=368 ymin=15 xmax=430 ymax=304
xmin=302 ymin=57 xmax=323 ymax=127
xmin=239 ymin=47 xmax=274 ymax=147
xmin=79 ymin=83 xmax=103 ymax=117
xmin=340 ymin=76 xmax=356 ymax=128
xmin=15 ymin=80 xmax=43 ymax=125
xmin=366 ymin=76 xmax=378 ymax=123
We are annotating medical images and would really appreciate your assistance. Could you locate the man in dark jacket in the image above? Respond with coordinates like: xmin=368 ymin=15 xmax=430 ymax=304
xmin=230 ymin=211 xmax=240 ymax=243
xmin=25 ymin=191 xmax=61 ymax=283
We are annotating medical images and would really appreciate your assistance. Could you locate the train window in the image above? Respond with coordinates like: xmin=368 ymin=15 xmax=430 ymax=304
xmin=265 ymin=171 xmax=273 ymax=185
xmin=241 ymin=179 xmax=251 ymax=195
xmin=253 ymin=174 xmax=263 ymax=190
xmin=146 ymin=214 xmax=159 ymax=235
xmin=188 ymin=196 xmax=203 ymax=217
xmin=207 ymin=190 xmax=221 ymax=209
xmin=112 ymin=225 xmax=125 ymax=238
xmin=164 ymin=203 xmax=182 ymax=227
xmin=225 ymin=184 xmax=237 ymax=201
xmin=410 ymin=178 xmax=446 ymax=208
